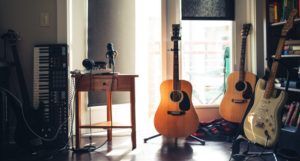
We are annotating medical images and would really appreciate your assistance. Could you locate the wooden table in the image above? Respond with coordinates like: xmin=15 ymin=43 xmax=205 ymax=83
xmin=72 ymin=73 xmax=138 ymax=150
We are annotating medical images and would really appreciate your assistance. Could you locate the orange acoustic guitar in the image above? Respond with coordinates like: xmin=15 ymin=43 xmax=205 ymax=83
xmin=219 ymin=24 xmax=257 ymax=123
xmin=154 ymin=24 xmax=199 ymax=138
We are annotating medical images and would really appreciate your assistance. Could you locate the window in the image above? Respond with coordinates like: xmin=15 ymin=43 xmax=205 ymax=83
xmin=181 ymin=20 xmax=232 ymax=106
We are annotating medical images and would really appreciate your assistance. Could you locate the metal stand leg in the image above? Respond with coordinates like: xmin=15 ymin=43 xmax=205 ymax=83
xmin=188 ymin=135 xmax=205 ymax=145
xmin=144 ymin=134 xmax=161 ymax=143
xmin=144 ymin=134 xmax=205 ymax=145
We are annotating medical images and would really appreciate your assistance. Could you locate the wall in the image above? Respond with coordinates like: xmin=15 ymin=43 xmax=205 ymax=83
xmin=0 ymin=0 xmax=58 ymax=103
xmin=87 ymin=0 xmax=136 ymax=105
xmin=234 ymin=0 xmax=266 ymax=77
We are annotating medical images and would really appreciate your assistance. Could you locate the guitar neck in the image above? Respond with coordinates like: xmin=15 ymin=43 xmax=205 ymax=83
xmin=173 ymin=41 xmax=180 ymax=90
xmin=264 ymin=9 xmax=297 ymax=99
xmin=11 ymin=44 xmax=31 ymax=107
xmin=239 ymin=36 xmax=247 ymax=81
xmin=264 ymin=38 xmax=285 ymax=98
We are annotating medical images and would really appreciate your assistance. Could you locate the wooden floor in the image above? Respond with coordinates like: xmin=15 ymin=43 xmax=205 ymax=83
xmin=3 ymin=132 xmax=289 ymax=161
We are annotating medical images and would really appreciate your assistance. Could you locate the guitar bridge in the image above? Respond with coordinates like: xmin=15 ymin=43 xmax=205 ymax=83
xmin=167 ymin=111 xmax=185 ymax=116
xmin=232 ymin=99 xmax=247 ymax=103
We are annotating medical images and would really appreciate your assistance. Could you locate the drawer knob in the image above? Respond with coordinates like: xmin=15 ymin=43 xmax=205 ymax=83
xmin=103 ymin=82 xmax=106 ymax=86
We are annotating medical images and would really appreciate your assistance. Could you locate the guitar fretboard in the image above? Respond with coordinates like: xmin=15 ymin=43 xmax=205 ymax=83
xmin=264 ymin=9 xmax=297 ymax=99
xmin=264 ymin=38 xmax=285 ymax=98
xmin=173 ymin=41 xmax=180 ymax=90
xmin=171 ymin=24 xmax=181 ymax=91
xmin=239 ymin=36 xmax=247 ymax=81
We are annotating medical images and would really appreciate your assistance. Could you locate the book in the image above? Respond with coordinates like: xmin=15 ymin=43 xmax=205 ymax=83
xmin=289 ymin=45 xmax=300 ymax=50
xmin=275 ymin=1 xmax=280 ymax=22
xmin=298 ymin=0 xmax=300 ymax=17
xmin=289 ymin=102 xmax=300 ymax=126
xmin=285 ymin=102 xmax=296 ymax=125
xmin=282 ymin=104 xmax=290 ymax=123
xmin=297 ymin=112 xmax=300 ymax=128
xmin=270 ymin=3 xmax=275 ymax=23
xmin=288 ymin=50 xmax=300 ymax=55
xmin=285 ymin=40 xmax=300 ymax=45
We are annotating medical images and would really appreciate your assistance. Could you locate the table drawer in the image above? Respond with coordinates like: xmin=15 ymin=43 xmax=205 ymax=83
xmin=76 ymin=77 xmax=117 ymax=91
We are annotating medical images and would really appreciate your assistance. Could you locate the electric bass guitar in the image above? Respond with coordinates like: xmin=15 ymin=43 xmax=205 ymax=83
xmin=1 ymin=30 xmax=42 ymax=149
xmin=219 ymin=24 xmax=257 ymax=123
xmin=243 ymin=9 xmax=297 ymax=148
xmin=154 ymin=24 xmax=199 ymax=138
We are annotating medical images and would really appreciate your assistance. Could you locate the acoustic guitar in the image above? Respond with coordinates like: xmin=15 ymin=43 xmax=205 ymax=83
xmin=243 ymin=9 xmax=297 ymax=148
xmin=154 ymin=24 xmax=199 ymax=138
xmin=219 ymin=24 xmax=257 ymax=123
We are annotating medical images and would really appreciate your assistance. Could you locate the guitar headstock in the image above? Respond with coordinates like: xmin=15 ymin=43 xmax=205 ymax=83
xmin=241 ymin=23 xmax=251 ymax=37
xmin=171 ymin=24 xmax=181 ymax=41
xmin=1 ymin=29 xmax=20 ymax=45
xmin=281 ymin=9 xmax=297 ymax=36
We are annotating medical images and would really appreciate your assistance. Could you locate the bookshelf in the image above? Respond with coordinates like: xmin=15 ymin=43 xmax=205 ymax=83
xmin=271 ymin=17 xmax=300 ymax=26
xmin=266 ymin=0 xmax=300 ymax=159
xmin=272 ymin=55 xmax=300 ymax=58
xmin=275 ymin=86 xmax=300 ymax=92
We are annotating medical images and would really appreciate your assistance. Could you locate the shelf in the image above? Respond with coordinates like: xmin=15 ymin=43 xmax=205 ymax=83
xmin=271 ymin=55 xmax=300 ymax=66
xmin=272 ymin=55 xmax=300 ymax=58
xmin=270 ymin=18 xmax=300 ymax=27
xmin=80 ymin=121 xmax=132 ymax=129
xmin=275 ymin=86 xmax=300 ymax=93
xmin=282 ymin=126 xmax=298 ymax=133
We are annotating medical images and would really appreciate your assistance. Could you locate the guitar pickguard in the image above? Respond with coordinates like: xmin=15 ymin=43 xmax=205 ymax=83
xmin=179 ymin=91 xmax=190 ymax=111
xmin=242 ymin=81 xmax=253 ymax=99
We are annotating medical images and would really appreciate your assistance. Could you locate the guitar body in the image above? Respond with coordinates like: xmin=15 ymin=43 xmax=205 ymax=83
xmin=154 ymin=80 xmax=199 ymax=138
xmin=243 ymin=79 xmax=287 ymax=147
xmin=243 ymin=9 xmax=297 ymax=148
xmin=220 ymin=71 xmax=256 ymax=123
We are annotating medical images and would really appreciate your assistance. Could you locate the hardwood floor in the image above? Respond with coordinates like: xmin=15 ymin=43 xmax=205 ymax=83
xmin=3 ymin=132 xmax=288 ymax=161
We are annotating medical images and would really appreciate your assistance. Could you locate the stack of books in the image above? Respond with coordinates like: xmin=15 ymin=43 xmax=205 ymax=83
xmin=283 ymin=40 xmax=300 ymax=55
xmin=269 ymin=0 xmax=300 ymax=23
xmin=282 ymin=101 xmax=300 ymax=129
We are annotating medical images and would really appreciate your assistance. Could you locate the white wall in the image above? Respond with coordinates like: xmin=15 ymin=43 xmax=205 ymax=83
xmin=0 ymin=0 xmax=58 ymax=102
xmin=234 ymin=0 xmax=266 ymax=77
xmin=68 ymin=0 xmax=136 ymax=132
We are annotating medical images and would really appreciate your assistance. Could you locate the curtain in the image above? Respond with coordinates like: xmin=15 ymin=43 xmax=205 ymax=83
xmin=87 ymin=0 xmax=135 ymax=106
xmin=181 ymin=0 xmax=235 ymax=20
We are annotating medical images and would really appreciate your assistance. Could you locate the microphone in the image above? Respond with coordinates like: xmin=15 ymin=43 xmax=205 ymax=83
xmin=106 ymin=43 xmax=118 ymax=69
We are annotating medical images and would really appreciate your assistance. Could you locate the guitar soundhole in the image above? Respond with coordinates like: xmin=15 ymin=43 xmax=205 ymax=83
xmin=170 ymin=91 xmax=182 ymax=102
xmin=235 ymin=81 xmax=246 ymax=91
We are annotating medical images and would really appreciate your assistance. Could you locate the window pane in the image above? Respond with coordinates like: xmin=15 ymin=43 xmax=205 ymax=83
xmin=181 ymin=21 xmax=232 ymax=106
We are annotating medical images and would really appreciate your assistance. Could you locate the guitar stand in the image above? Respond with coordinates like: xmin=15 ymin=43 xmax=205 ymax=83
xmin=144 ymin=134 xmax=205 ymax=145
xmin=229 ymin=135 xmax=278 ymax=161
